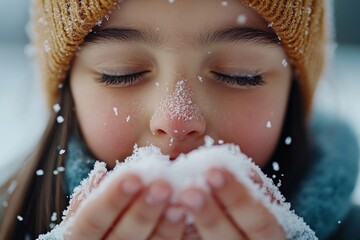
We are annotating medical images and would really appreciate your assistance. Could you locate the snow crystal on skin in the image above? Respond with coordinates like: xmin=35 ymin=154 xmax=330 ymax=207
xmin=39 ymin=140 xmax=316 ymax=239
xmin=153 ymin=80 xmax=202 ymax=121
xmin=113 ymin=107 xmax=118 ymax=116
xmin=236 ymin=14 xmax=247 ymax=25
xmin=266 ymin=121 xmax=272 ymax=128
xmin=282 ymin=59 xmax=288 ymax=67
xmin=221 ymin=1 xmax=228 ymax=7
xmin=126 ymin=115 xmax=131 ymax=122
xmin=168 ymin=0 xmax=175 ymax=3
xmin=197 ymin=76 xmax=203 ymax=82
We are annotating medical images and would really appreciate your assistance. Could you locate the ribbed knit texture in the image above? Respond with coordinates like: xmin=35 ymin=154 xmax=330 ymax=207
xmin=30 ymin=0 xmax=118 ymax=105
xmin=241 ymin=0 xmax=328 ymax=115
xmin=30 ymin=0 xmax=329 ymax=114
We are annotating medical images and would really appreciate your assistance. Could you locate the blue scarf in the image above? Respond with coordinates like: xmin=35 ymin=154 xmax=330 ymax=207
xmin=64 ymin=114 xmax=359 ymax=239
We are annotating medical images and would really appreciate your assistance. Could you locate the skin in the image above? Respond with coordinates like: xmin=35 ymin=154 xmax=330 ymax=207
xmin=68 ymin=0 xmax=291 ymax=239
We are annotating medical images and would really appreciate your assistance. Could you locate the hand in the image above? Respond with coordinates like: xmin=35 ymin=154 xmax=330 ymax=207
xmin=179 ymin=168 xmax=286 ymax=240
xmin=63 ymin=167 xmax=186 ymax=240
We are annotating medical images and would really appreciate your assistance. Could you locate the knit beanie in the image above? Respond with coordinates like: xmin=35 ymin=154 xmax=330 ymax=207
xmin=30 ymin=0 xmax=330 ymax=114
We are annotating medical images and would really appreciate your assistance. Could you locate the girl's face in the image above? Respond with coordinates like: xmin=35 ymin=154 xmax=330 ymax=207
xmin=70 ymin=0 xmax=291 ymax=168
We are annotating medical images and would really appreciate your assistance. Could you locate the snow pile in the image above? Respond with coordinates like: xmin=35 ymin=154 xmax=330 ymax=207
xmin=38 ymin=137 xmax=316 ymax=239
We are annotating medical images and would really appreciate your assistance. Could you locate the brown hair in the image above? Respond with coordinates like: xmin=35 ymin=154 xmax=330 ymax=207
xmin=0 ymin=80 xmax=72 ymax=239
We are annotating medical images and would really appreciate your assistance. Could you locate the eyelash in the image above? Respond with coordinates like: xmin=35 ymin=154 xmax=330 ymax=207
xmin=98 ymin=71 xmax=148 ymax=86
xmin=212 ymin=72 xmax=264 ymax=87
xmin=98 ymin=71 xmax=264 ymax=87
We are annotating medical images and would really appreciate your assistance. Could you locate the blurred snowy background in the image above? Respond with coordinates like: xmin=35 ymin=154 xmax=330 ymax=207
xmin=0 ymin=0 xmax=359 ymax=203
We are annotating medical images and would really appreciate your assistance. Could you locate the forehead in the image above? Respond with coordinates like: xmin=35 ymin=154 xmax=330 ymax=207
xmin=83 ymin=0 xmax=280 ymax=50
xmin=103 ymin=0 xmax=269 ymax=35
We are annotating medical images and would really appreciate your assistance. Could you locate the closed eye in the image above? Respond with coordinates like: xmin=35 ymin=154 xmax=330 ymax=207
xmin=98 ymin=71 xmax=150 ymax=86
xmin=212 ymin=71 xmax=264 ymax=88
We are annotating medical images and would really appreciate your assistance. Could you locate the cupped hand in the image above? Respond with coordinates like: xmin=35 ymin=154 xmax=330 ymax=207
xmin=63 ymin=168 xmax=186 ymax=240
xmin=179 ymin=168 xmax=286 ymax=240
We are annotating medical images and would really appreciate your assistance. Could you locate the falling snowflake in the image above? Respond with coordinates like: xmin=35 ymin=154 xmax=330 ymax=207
xmin=285 ymin=136 xmax=292 ymax=145
xmin=57 ymin=116 xmax=64 ymax=124
xmin=272 ymin=161 xmax=280 ymax=171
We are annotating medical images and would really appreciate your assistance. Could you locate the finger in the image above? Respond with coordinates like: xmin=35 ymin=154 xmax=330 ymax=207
xmin=206 ymin=168 xmax=286 ymax=240
xmin=107 ymin=179 xmax=172 ymax=240
xmin=150 ymin=205 xmax=186 ymax=240
xmin=179 ymin=188 xmax=244 ymax=240
xmin=66 ymin=162 xmax=108 ymax=220
xmin=66 ymin=173 xmax=143 ymax=240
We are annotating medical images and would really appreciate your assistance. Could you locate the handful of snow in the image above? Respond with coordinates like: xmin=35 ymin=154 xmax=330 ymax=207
xmin=38 ymin=137 xmax=317 ymax=240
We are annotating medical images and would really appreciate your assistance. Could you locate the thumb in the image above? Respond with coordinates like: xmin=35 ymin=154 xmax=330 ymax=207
xmin=64 ymin=161 xmax=108 ymax=220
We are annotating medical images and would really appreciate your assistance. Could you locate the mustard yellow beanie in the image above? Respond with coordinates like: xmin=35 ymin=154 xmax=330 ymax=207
xmin=31 ymin=0 xmax=329 ymax=114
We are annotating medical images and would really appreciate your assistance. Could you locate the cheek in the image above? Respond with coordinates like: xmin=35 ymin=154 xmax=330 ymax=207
xmin=73 ymin=89 xmax=139 ymax=167
xmin=216 ymin=90 xmax=288 ymax=167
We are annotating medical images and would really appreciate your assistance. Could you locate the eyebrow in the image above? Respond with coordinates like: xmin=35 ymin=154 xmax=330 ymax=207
xmin=84 ymin=28 xmax=164 ymax=46
xmin=83 ymin=27 xmax=280 ymax=47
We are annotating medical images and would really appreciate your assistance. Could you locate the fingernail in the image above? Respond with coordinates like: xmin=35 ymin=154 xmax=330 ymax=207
xmin=165 ymin=206 xmax=185 ymax=223
xmin=206 ymin=169 xmax=225 ymax=189
xmin=122 ymin=178 xmax=141 ymax=195
xmin=145 ymin=183 xmax=171 ymax=205
xmin=181 ymin=190 xmax=205 ymax=211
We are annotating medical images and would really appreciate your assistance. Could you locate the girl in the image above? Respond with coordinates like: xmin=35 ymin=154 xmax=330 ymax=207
xmin=1 ymin=0 xmax=359 ymax=239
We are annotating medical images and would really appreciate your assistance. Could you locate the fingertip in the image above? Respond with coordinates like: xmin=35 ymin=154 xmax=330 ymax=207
xmin=179 ymin=188 xmax=206 ymax=212
xmin=164 ymin=206 xmax=186 ymax=223
xmin=205 ymin=168 xmax=226 ymax=189
xmin=145 ymin=179 xmax=172 ymax=205
xmin=121 ymin=174 xmax=143 ymax=195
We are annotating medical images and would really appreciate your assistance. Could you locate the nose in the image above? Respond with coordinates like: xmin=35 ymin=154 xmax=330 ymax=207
xmin=150 ymin=80 xmax=206 ymax=141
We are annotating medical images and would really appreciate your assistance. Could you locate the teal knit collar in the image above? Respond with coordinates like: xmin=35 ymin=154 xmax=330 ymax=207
xmin=64 ymin=114 xmax=359 ymax=239
xmin=64 ymin=133 xmax=96 ymax=195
